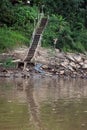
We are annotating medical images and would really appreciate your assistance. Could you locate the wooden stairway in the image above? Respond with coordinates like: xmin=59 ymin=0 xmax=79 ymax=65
xmin=24 ymin=17 xmax=48 ymax=64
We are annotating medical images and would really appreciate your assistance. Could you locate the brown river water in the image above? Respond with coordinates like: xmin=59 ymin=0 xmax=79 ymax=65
xmin=0 ymin=75 xmax=87 ymax=130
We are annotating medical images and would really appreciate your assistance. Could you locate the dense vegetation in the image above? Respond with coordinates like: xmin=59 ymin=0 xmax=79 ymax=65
xmin=0 ymin=0 xmax=38 ymax=52
xmin=0 ymin=0 xmax=87 ymax=52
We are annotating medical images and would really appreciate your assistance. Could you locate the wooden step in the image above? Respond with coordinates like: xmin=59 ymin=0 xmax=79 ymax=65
xmin=29 ymin=48 xmax=36 ymax=52
xmin=30 ymin=45 xmax=37 ymax=50
xmin=32 ymin=43 xmax=38 ymax=46
xmin=36 ymin=27 xmax=43 ymax=34
xmin=32 ymin=35 xmax=40 ymax=43
xmin=32 ymin=41 xmax=39 ymax=44
xmin=30 ymin=45 xmax=37 ymax=49
xmin=39 ymin=18 xmax=48 ymax=27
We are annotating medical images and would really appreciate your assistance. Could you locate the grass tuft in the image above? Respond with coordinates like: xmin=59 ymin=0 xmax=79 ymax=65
xmin=0 ymin=27 xmax=29 ymax=52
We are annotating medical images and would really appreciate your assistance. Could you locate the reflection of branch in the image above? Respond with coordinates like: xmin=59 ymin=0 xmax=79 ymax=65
xmin=26 ymin=78 xmax=45 ymax=130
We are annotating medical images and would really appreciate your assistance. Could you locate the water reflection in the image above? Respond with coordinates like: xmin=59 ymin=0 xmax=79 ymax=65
xmin=26 ymin=78 xmax=45 ymax=130
xmin=0 ymin=76 xmax=87 ymax=130
xmin=32 ymin=76 xmax=87 ymax=102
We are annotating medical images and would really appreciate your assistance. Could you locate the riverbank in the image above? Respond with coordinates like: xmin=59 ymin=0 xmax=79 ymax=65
xmin=0 ymin=47 xmax=87 ymax=78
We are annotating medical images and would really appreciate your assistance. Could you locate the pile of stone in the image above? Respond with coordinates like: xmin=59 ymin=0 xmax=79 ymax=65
xmin=40 ymin=53 xmax=87 ymax=78
xmin=36 ymin=48 xmax=87 ymax=78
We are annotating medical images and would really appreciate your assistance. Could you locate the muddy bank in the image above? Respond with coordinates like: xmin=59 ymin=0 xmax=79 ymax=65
xmin=0 ymin=47 xmax=87 ymax=78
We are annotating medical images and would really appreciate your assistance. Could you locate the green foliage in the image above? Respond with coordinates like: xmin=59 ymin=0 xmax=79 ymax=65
xmin=0 ymin=0 xmax=14 ymax=26
xmin=2 ymin=58 xmax=16 ymax=68
xmin=11 ymin=5 xmax=38 ymax=38
xmin=42 ymin=15 xmax=87 ymax=52
xmin=0 ymin=0 xmax=38 ymax=39
xmin=42 ymin=0 xmax=86 ymax=28
xmin=0 ymin=0 xmax=39 ymax=51
xmin=13 ymin=5 xmax=38 ymax=27
xmin=0 ymin=0 xmax=34 ymax=26
xmin=0 ymin=27 xmax=29 ymax=52
xmin=42 ymin=15 xmax=72 ymax=50
xmin=0 ymin=0 xmax=87 ymax=53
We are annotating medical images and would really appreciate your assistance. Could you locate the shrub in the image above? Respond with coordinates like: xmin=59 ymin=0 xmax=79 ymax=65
xmin=0 ymin=0 xmax=39 ymax=40
xmin=42 ymin=15 xmax=87 ymax=53
xmin=2 ymin=58 xmax=16 ymax=68
xmin=0 ymin=27 xmax=29 ymax=52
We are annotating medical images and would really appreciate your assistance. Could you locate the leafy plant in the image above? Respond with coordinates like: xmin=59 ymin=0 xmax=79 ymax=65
xmin=42 ymin=14 xmax=87 ymax=53
xmin=0 ymin=27 xmax=29 ymax=52
xmin=2 ymin=58 xmax=16 ymax=68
